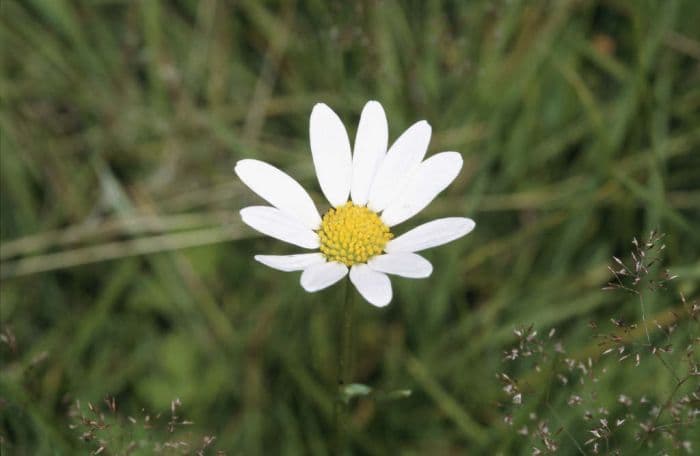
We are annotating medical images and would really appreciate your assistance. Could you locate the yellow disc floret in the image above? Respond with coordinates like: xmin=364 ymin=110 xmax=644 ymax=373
xmin=317 ymin=202 xmax=393 ymax=266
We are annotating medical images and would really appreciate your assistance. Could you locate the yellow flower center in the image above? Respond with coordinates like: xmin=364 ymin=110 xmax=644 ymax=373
xmin=317 ymin=202 xmax=393 ymax=266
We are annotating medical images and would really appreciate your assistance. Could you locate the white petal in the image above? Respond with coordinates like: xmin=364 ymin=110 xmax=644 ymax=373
xmin=254 ymin=253 xmax=326 ymax=272
xmin=351 ymin=101 xmax=388 ymax=206
xmin=309 ymin=103 xmax=352 ymax=207
xmin=368 ymin=252 xmax=433 ymax=278
xmin=385 ymin=217 xmax=475 ymax=253
xmin=235 ymin=159 xmax=321 ymax=229
xmin=380 ymin=152 xmax=463 ymax=227
xmin=349 ymin=264 xmax=392 ymax=307
xmin=240 ymin=206 xmax=320 ymax=249
xmin=300 ymin=261 xmax=348 ymax=292
xmin=367 ymin=121 xmax=431 ymax=212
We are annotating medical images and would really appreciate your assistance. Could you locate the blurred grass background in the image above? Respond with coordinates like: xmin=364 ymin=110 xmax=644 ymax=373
xmin=1 ymin=0 xmax=699 ymax=454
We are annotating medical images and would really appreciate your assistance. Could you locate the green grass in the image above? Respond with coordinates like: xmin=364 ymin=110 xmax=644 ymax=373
xmin=1 ymin=0 xmax=699 ymax=454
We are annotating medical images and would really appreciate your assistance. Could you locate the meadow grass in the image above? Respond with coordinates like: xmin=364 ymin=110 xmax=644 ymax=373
xmin=1 ymin=0 xmax=699 ymax=454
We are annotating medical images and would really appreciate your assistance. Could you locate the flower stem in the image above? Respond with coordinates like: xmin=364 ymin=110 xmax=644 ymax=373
xmin=334 ymin=279 xmax=355 ymax=453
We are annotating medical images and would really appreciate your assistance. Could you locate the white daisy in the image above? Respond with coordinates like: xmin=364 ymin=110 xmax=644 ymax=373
xmin=235 ymin=101 xmax=475 ymax=307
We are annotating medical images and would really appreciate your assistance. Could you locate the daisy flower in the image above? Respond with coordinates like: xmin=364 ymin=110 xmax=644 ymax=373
xmin=235 ymin=101 xmax=475 ymax=307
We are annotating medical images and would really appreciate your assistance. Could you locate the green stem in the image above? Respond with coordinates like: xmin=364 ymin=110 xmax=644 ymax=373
xmin=334 ymin=279 xmax=355 ymax=453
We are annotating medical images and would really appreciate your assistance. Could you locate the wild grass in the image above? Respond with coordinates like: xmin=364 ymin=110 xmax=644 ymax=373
xmin=500 ymin=232 xmax=699 ymax=454
xmin=1 ymin=0 xmax=699 ymax=454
